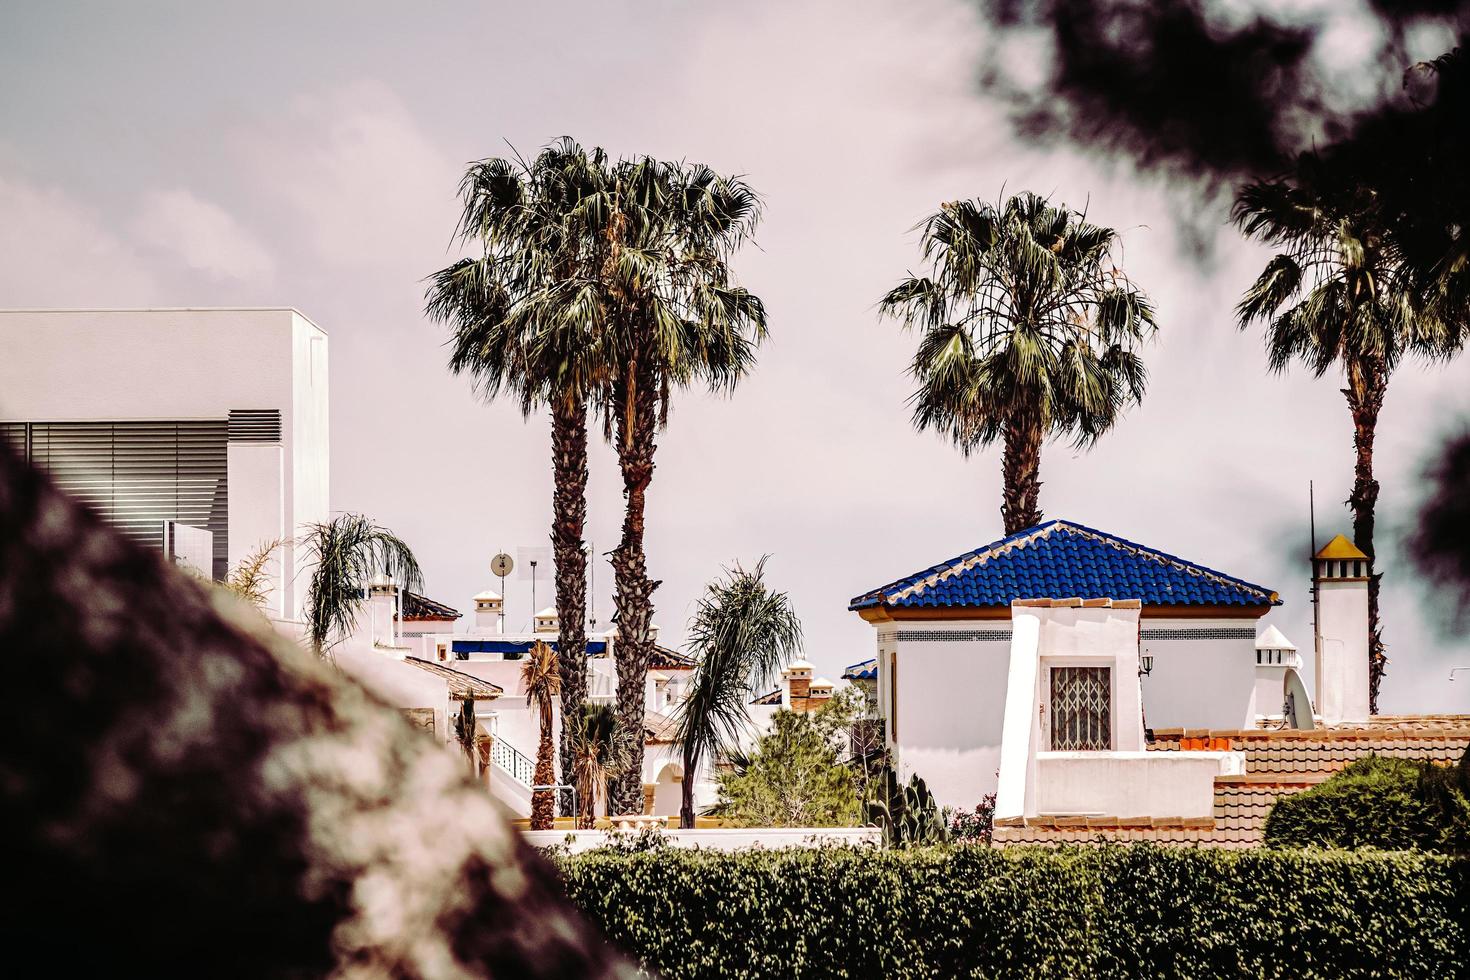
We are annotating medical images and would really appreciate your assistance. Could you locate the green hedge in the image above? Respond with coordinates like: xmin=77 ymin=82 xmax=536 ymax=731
xmin=1265 ymin=755 xmax=1470 ymax=853
xmin=553 ymin=845 xmax=1470 ymax=979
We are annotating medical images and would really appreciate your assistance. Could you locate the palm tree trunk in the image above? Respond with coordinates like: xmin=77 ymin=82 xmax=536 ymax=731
xmin=531 ymin=723 xmax=556 ymax=830
xmin=679 ymin=741 xmax=698 ymax=830
xmin=550 ymin=395 xmax=589 ymax=817
xmin=610 ymin=362 xmax=661 ymax=815
xmin=1345 ymin=356 xmax=1388 ymax=712
xmin=1000 ymin=417 xmax=1044 ymax=534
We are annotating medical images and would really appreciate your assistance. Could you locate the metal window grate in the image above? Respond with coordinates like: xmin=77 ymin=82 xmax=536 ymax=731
xmin=11 ymin=420 xmax=229 ymax=579
xmin=228 ymin=409 xmax=282 ymax=443
xmin=1050 ymin=666 xmax=1112 ymax=750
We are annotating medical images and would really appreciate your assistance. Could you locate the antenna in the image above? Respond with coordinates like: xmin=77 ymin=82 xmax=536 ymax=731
xmin=491 ymin=551 xmax=514 ymax=634
xmin=1309 ymin=481 xmax=1321 ymax=683
xmin=588 ymin=540 xmax=596 ymax=629
xmin=530 ymin=559 xmax=539 ymax=618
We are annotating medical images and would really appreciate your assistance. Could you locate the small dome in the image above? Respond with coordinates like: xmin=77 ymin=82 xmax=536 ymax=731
xmin=811 ymin=677 xmax=835 ymax=689
xmin=1255 ymin=624 xmax=1297 ymax=652
xmin=535 ymin=606 xmax=559 ymax=619
xmin=473 ymin=590 xmax=502 ymax=602
xmin=782 ymin=658 xmax=815 ymax=673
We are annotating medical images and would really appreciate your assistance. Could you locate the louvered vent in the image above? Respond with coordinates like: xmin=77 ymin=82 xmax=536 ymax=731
xmin=0 ymin=421 xmax=27 ymax=457
xmin=228 ymin=409 xmax=282 ymax=443
xmin=16 ymin=420 xmax=229 ymax=579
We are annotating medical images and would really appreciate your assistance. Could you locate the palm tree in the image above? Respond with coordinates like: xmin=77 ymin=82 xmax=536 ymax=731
xmin=1234 ymin=153 xmax=1459 ymax=710
xmin=569 ymin=702 xmax=629 ymax=829
xmin=600 ymin=157 xmax=769 ymax=813
xmin=521 ymin=640 xmax=561 ymax=830
xmin=300 ymin=514 xmax=422 ymax=656
xmin=427 ymin=140 xmax=614 ymax=811
xmin=880 ymin=191 xmax=1157 ymax=534
xmin=672 ymin=558 xmax=802 ymax=828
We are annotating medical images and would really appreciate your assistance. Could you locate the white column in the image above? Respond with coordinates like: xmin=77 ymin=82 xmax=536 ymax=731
xmin=226 ymin=442 xmax=285 ymax=616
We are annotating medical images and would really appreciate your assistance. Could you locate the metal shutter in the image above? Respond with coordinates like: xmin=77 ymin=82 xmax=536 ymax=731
xmin=24 ymin=420 xmax=229 ymax=578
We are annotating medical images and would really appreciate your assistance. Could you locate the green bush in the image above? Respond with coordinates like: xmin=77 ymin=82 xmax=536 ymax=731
xmin=1265 ymin=754 xmax=1470 ymax=853
xmin=554 ymin=845 xmax=1470 ymax=979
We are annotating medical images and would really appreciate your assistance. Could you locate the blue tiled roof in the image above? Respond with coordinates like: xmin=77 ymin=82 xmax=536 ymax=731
xmin=849 ymin=520 xmax=1279 ymax=611
xmin=843 ymin=658 xmax=878 ymax=681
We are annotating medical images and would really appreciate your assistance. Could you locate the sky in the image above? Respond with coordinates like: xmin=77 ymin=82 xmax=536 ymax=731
xmin=2 ymin=0 xmax=1468 ymax=711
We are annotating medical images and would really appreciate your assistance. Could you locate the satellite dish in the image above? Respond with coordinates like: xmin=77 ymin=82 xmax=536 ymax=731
xmin=1282 ymin=667 xmax=1316 ymax=730
xmin=491 ymin=553 xmax=514 ymax=578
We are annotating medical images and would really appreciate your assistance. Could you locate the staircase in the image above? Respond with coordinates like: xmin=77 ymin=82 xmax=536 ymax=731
xmin=488 ymin=736 xmax=537 ymax=817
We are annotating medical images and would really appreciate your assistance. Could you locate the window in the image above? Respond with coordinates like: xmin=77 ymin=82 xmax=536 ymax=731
xmin=5 ymin=419 xmax=229 ymax=578
xmin=1049 ymin=666 xmax=1112 ymax=750
xmin=889 ymin=651 xmax=899 ymax=741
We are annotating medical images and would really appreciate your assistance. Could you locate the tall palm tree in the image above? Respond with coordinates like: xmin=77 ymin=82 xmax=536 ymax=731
xmin=521 ymin=640 xmax=561 ymax=830
xmin=600 ymin=157 xmax=769 ymax=814
xmin=569 ymin=702 xmax=629 ymax=829
xmin=427 ymin=140 xmax=614 ymax=811
xmin=672 ymin=558 xmax=802 ymax=828
xmin=1234 ymin=153 xmax=1459 ymax=710
xmin=880 ymin=191 xmax=1157 ymax=534
xmin=300 ymin=514 xmax=422 ymax=656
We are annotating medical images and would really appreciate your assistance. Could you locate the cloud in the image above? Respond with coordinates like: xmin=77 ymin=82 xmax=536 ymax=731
xmin=133 ymin=188 xmax=275 ymax=282
xmin=234 ymin=80 xmax=459 ymax=273
xmin=0 ymin=172 xmax=158 ymax=306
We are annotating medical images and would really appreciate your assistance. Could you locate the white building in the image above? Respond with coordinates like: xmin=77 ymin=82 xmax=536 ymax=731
xmin=851 ymin=520 xmax=1470 ymax=847
xmin=849 ymin=519 xmax=1280 ymax=809
xmin=383 ymin=584 xmax=711 ymax=820
xmin=0 ymin=308 xmax=329 ymax=618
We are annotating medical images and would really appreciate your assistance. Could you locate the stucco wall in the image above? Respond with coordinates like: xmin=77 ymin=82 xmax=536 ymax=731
xmin=1136 ymin=618 xmax=1259 ymax=730
xmin=887 ymin=624 xmax=1010 ymax=809
xmin=1034 ymin=751 xmax=1241 ymax=818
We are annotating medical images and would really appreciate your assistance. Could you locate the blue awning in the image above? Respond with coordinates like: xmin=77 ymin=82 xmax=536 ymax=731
xmin=451 ymin=639 xmax=609 ymax=656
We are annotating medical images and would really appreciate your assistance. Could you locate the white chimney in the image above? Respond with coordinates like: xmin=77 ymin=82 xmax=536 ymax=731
xmin=533 ymin=606 xmax=559 ymax=634
xmin=1313 ymin=535 xmax=1371 ymax=725
xmin=367 ymin=574 xmax=398 ymax=647
xmin=473 ymin=590 xmax=503 ymax=633
xmin=1251 ymin=624 xmax=1300 ymax=724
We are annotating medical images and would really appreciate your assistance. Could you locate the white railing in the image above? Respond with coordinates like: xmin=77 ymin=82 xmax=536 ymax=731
xmin=491 ymin=737 xmax=536 ymax=786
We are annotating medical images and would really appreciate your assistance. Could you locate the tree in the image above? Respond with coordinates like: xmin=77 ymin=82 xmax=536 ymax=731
xmin=880 ymin=191 xmax=1157 ymax=534
xmin=712 ymin=701 xmax=861 ymax=828
xmin=569 ymin=702 xmax=629 ymax=829
xmin=223 ymin=539 xmax=282 ymax=610
xmin=521 ymin=640 xmax=561 ymax=830
xmin=454 ymin=700 xmax=480 ymax=776
xmin=1234 ymin=154 xmax=1460 ymax=710
xmin=672 ymin=559 xmax=801 ymax=828
xmin=601 ymin=158 xmax=769 ymax=813
xmin=427 ymin=140 xmax=614 ymax=812
xmin=299 ymin=514 xmax=422 ymax=656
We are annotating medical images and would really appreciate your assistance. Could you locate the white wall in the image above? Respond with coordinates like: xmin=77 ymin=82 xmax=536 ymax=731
xmin=886 ymin=623 xmax=1011 ymax=809
xmin=0 ymin=308 xmax=329 ymax=617
xmin=1033 ymin=751 xmax=1240 ymax=818
xmin=333 ymin=640 xmax=451 ymax=744
xmin=1317 ymin=579 xmax=1370 ymax=724
xmin=1137 ymin=619 xmax=1259 ymax=730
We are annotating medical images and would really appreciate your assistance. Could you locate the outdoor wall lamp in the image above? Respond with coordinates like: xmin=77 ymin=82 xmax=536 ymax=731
xmin=1139 ymin=654 xmax=1154 ymax=677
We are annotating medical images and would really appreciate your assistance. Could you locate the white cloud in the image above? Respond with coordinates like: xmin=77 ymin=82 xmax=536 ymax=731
xmin=0 ymin=172 xmax=158 ymax=306
xmin=234 ymin=80 xmax=459 ymax=273
xmin=132 ymin=188 xmax=275 ymax=282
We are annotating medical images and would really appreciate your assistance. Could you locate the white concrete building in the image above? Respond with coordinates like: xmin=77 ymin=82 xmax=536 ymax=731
xmin=849 ymin=519 xmax=1281 ymax=810
xmin=847 ymin=518 xmax=1470 ymax=849
xmin=0 ymin=308 xmax=329 ymax=618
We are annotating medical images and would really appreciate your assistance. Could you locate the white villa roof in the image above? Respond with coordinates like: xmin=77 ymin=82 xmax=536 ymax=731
xmin=1255 ymin=624 xmax=1297 ymax=651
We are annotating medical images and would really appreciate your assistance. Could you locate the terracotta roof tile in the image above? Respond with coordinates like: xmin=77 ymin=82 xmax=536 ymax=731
xmin=998 ymin=716 xmax=1469 ymax=850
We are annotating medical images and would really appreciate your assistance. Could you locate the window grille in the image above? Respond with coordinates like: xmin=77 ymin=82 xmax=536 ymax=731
xmin=1050 ymin=666 xmax=1112 ymax=750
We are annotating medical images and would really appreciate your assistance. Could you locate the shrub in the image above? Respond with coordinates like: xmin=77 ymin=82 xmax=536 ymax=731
xmin=1265 ymin=754 xmax=1470 ymax=853
xmin=949 ymin=792 xmax=997 ymax=843
xmin=554 ymin=846 xmax=1470 ymax=979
